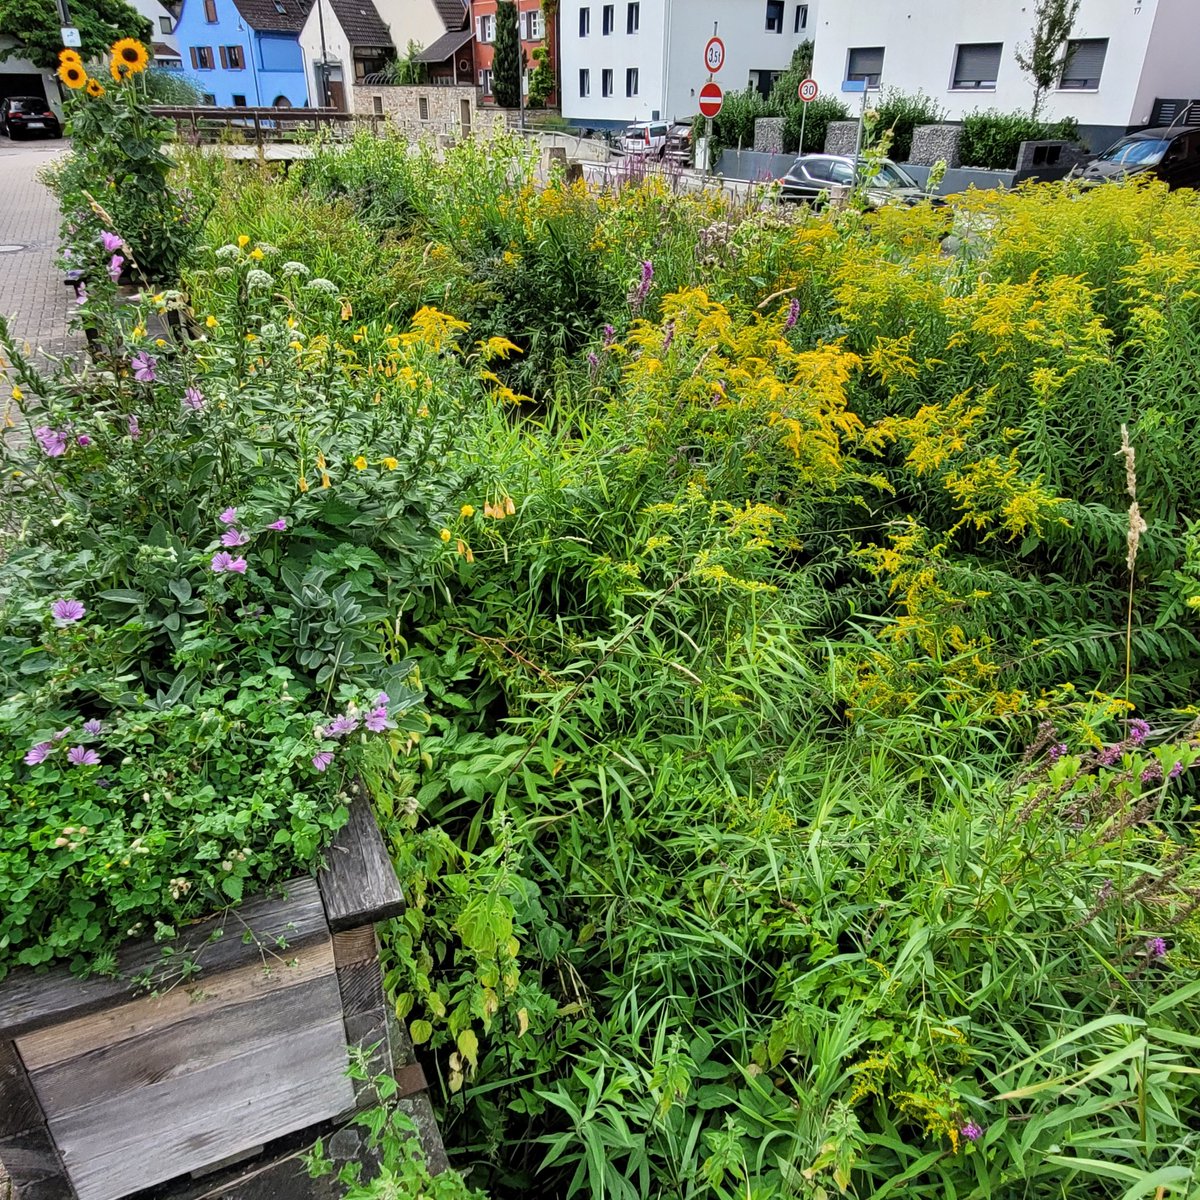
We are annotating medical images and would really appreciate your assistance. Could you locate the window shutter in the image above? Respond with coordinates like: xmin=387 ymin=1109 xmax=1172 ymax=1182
xmin=190 ymin=46 xmax=199 ymax=69
xmin=1062 ymin=39 xmax=1107 ymax=87
xmin=847 ymin=46 xmax=884 ymax=80
xmin=219 ymin=45 xmax=228 ymax=68
xmin=953 ymin=43 xmax=1001 ymax=87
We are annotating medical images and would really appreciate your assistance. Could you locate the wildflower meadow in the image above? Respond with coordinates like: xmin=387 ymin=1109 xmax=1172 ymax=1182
xmin=2 ymin=45 xmax=1200 ymax=1200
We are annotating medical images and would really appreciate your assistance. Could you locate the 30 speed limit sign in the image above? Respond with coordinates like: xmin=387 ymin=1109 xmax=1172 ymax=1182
xmin=798 ymin=78 xmax=819 ymax=102
xmin=704 ymin=36 xmax=725 ymax=73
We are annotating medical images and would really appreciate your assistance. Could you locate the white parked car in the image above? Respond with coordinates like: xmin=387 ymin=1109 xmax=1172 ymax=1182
xmin=621 ymin=121 xmax=670 ymax=157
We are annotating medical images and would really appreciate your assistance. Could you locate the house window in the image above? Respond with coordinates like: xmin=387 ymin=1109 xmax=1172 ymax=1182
xmin=627 ymin=2 xmax=639 ymax=33
xmin=952 ymin=42 xmax=1001 ymax=89
xmin=846 ymin=46 xmax=884 ymax=87
xmin=1060 ymin=38 xmax=1107 ymax=89
xmin=190 ymin=46 xmax=215 ymax=69
xmin=418 ymin=96 xmax=429 ymax=120
xmin=794 ymin=4 xmax=807 ymax=32
xmin=232 ymin=94 xmax=247 ymax=106
xmin=372 ymin=94 xmax=383 ymax=115
xmin=602 ymin=4 xmax=613 ymax=34
xmin=203 ymin=0 xmax=217 ymax=20
xmin=220 ymin=45 xmax=245 ymax=69
xmin=523 ymin=9 xmax=544 ymax=39
xmin=579 ymin=67 xmax=590 ymax=96
xmin=202 ymin=92 xmax=216 ymax=104
xmin=478 ymin=13 xmax=495 ymax=42
xmin=765 ymin=0 xmax=784 ymax=32
xmin=579 ymin=6 xmax=590 ymax=36
xmin=159 ymin=14 xmax=173 ymax=32
xmin=626 ymin=66 xmax=638 ymax=96
xmin=602 ymin=67 xmax=613 ymax=96
xmin=480 ymin=67 xmax=493 ymax=94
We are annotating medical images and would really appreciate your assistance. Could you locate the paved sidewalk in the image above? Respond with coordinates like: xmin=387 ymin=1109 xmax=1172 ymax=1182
xmin=0 ymin=137 xmax=80 ymax=362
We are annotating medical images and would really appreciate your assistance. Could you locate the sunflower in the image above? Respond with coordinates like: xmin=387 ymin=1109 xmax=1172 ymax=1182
xmin=85 ymin=77 xmax=105 ymax=98
xmin=110 ymin=37 xmax=149 ymax=75
xmin=58 ymin=47 xmax=82 ymax=66
xmin=57 ymin=60 xmax=87 ymax=89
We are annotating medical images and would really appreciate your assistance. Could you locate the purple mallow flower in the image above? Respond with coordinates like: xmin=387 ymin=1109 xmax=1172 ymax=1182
xmin=52 ymin=727 xmax=71 ymax=741
xmin=961 ymin=1122 xmax=983 ymax=1143
xmin=221 ymin=528 xmax=250 ymax=548
xmin=375 ymin=692 xmax=389 ymax=706
xmin=131 ymin=352 xmax=157 ymax=383
xmin=211 ymin=551 xmax=247 ymax=574
xmin=324 ymin=714 xmax=360 ymax=738
xmin=67 ymin=745 xmax=100 ymax=767
xmin=100 ymin=230 xmax=123 ymax=252
xmin=83 ymin=719 xmax=103 ymax=735
xmin=184 ymin=386 xmax=205 ymax=411
xmin=1147 ymin=937 xmax=1168 ymax=959
xmin=34 ymin=425 xmax=68 ymax=457
xmin=364 ymin=706 xmax=394 ymax=733
xmin=51 ymin=598 xmax=85 ymax=623
xmin=267 ymin=518 xmax=287 ymax=531
xmin=108 ymin=254 xmax=124 ymax=282
xmin=24 ymin=741 xmax=53 ymax=765
xmin=312 ymin=750 xmax=334 ymax=772
xmin=219 ymin=507 xmax=238 ymax=525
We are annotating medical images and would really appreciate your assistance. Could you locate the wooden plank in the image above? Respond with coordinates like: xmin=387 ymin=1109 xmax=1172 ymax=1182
xmin=0 ymin=1040 xmax=43 ymax=1138
xmin=0 ymin=1124 xmax=74 ymax=1199
xmin=37 ymin=1003 xmax=354 ymax=1200
xmin=317 ymin=799 xmax=405 ymax=932
xmin=0 ymin=878 xmax=328 ymax=1041
xmin=19 ymin=940 xmax=334 ymax=1073
xmin=335 ymin=958 xmax=384 ymax=1019
xmin=331 ymin=926 xmax=377 ymax=969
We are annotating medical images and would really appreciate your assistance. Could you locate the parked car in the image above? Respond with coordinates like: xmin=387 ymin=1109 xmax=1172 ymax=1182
xmin=1 ymin=96 xmax=61 ymax=140
xmin=1073 ymin=126 xmax=1200 ymax=191
xmin=664 ymin=121 xmax=693 ymax=163
xmin=777 ymin=154 xmax=941 ymax=208
xmin=621 ymin=121 xmax=670 ymax=158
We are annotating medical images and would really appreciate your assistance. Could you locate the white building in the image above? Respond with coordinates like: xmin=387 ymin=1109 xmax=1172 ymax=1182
xmin=129 ymin=0 xmax=184 ymax=66
xmin=811 ymin=0 xmax=1199 ymax=149
xmin=560 ymin=0 xmax=817 ymax=126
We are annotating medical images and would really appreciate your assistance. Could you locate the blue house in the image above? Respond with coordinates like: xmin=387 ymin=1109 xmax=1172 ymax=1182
xmin=171 ymin=0 xmax=315 ymax=107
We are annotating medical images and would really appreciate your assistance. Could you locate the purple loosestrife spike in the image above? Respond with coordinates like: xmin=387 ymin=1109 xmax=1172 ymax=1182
xmin=603 ymin=323 xmax=615 ymax=347
xmin=1147 ymin=937 xmax=1167 ymax=958
xmin=35 ymin=426 xmax=68 ymax=456
xmin=961 ymin=1123 xmax=983 ymax=1143
xmin=1098 ymin=879 xmax=1115 ymax=902
xmin=1169 ymin=760 xmax=1184 ymax=779
xmin=219 ymin=507 xmax=238 ymax=524
xmin=83 ymin=719 xmax=103 ymax=735
xmin=312 ymin=750 xmax=334 ymax=772
xmin=267 ymin=518 xmax=287 ymax=531
xmin=786 ymin=298 xmax=800 ymax=328
xmin=67 ymin=746 xmax=100 ymax=766
xmin=587 ymin=351 xmax=600 ymax=378
xmin=662 ymin=322 xmax=675 ymax=354
xmin=1142 ymin=762 xmax=1163 ymax=784
xmin=131 ymin=352 xmax=157 ymax=383
xmin=51 ymin=598 xmax=85 ymax=623
xmin=1047 ymin=742 xmax=1068 ymax=763
xmin=127 ymin=413 xmax=141 ymax=439
xmin=1098 ymin=744 xmax=1122 ymax=766
xmin=100 ymin=230 xmax=122 ymax=252
xmin=1129 ymin=718 xmax=1150 ymax=745
xmin=108 ymin=254 xmax=124 ymax=282
xmin=24 ymin=741 xmax=53 ymax=765
xmin=184 ymin=386 xmax=205 ymax=410
xmin=221 ymin=528 xmax=250 ymax=548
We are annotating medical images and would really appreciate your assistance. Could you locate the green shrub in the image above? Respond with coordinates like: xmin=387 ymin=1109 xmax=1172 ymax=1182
xmin=960 ymin=108 xmax=1081 ymax=169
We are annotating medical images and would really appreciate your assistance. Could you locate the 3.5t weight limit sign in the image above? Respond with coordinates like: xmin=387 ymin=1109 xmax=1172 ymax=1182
xmin=698 ymin=82 xmax=724 ymax=118
xmin=704 ymin=36 xmax=725 ymax=73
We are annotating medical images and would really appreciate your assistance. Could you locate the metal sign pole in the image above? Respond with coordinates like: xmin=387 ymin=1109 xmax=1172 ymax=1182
xmin=850 ymin=85 xmax=867 ymax=193
xmin=798 ymin=101 xmax=807 ymax=157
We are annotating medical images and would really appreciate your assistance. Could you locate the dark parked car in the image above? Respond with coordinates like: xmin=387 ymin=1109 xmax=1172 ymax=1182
xmin=1 ymin=96 xmax=61 ymax=140
xmin=777 ymin=154 xmax=940 ymax=208
xmin=1075 ymin=126 xmax=1200 ymax=191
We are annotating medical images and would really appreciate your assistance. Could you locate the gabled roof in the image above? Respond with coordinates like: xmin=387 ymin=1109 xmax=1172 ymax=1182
xmin=230 ymin=0 xmax=316 ymax=33
xmin=153 ymin=41 xmax=183 ymax=58
xmin=328 ymin=0 xmax=391 ymax=47
xmin=432 ymin=0 xmax=467 ymax=31
xmin=415 ymin=26 xmax=472 ymax=62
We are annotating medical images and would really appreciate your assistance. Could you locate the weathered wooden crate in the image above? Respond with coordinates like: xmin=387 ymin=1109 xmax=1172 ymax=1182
xmin=0 ymin=798 xmax=443 ymax=1200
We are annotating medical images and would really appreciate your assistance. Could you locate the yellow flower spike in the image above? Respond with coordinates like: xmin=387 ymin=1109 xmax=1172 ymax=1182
xmin=286 ymin=316 xmax=297 ymax=329
xmin=439 ymin=529 xmax=452 ymax=543
xmin=237 ymin=235 xmax=250 ymax=248
xmin=340 ymin=301 xmax=352 ymax=321
xmin=320 ymin=472 xmax=331 ymax=489
xmin=460 ymin=504 xmax=475 ymax=518
xmin=110 ymin=37 xmax=148 ymax=75
xmin=381 ymin=457 xmax=398 ymax=470
xmin=316 ymin=451 xmax=327 ymax=469
xmin=353 ymin=455 xmax=368 ymax=471
xmin=249 ymin=247 xmax=264 ymax=261
xmin=417 ymin=405 xmax=429 ymax=418
xmin=205 ymin=315 xmax=218 ymax=328
xmin=298 ymin=475 xmax=309 ymax=493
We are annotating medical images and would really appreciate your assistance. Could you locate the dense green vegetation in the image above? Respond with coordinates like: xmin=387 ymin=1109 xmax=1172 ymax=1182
xmin=4 ymin=73 xmax=1200 ymax=1200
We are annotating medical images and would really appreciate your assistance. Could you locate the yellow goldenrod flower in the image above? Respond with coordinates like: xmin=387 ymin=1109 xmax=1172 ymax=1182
xmin=460 ymin=504 xmax=475 ymax=518
xmin=249 ymin=247 xmax=264 ymax=260
xmin=58 ymin=61 xmax=87 ymax=89
xmin=205 ymin=315 xmax=218 ymax=328
xmin=353 ymin=455 xmax=368 ymax=471
xmin=110 ymin=37 xmax=149 ymax=75
xmin=381 ymin=457 xmax=398 ymax=470
xmin=237 ymin=235 xmax=250 ymax=248
xmin=439 ymin=529 xmax=452 ymax=542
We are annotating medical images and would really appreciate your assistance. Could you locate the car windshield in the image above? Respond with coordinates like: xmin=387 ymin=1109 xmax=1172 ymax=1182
xmin=871 ymin=162 xmax=920 ymax=188
xmin=10 ymin=99 xmax=46 ymax=113
xmin=623 ymin=126 xmax=648 ymax=140
xmin=1097 ymin=136 xmax=1170 ymax=166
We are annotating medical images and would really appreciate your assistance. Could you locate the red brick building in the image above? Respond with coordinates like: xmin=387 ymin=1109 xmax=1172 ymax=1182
xmin=470 ymin=0 xmax=557 ymax=106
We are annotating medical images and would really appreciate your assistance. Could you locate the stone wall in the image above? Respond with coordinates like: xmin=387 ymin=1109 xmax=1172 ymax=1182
xmin=824 ymin=121 xmax=858 ymax=156
xmin=350 ymin=84 xmax=482 ymax=139
xmin=909 ymin=124 xmax=963 ymax=168
xmin=753 ymin=117 xmax=785 ymax=155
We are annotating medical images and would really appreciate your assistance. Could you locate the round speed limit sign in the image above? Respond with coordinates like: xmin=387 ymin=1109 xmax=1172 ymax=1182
xmin=798 ymin=78 xmax=819 ymax=102
xmin=704 ymin=36 xmax=725 ymax=73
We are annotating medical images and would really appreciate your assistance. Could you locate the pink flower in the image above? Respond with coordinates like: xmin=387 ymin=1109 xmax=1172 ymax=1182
xmin=67 ymin=745 xmax=100 ymax=766
xmin=51 ymin=598 xmax=85 ymax=623
xmin=324 ymin=714 xmax=359 ymax=738
xmin=184 ymin=386 xmax=205 ymax=410
xmin=100 ymin=230 xmax=123 ymax=252
xmin=34 ymin=425 xmax=68 ymax=456
xmin=75 ymin=282 xmax=88 ymax=306
xmin=312 ymin=750 xmax=334 ymax=772
xmin=83 ymin=719 xmax=103 ymax=735
xmin=211 ymin=551 xmax=236 ymax=573
xmin=226 ymin=556 xmax=247 ymax=573
xmin=24 ymin=741 xmax=53 ymax=765
xmin=221 ymin=528 xmax=250 ymax=547
xmin=374 ymin=691 xmax=389 ymax=706
xmin=219 ymin=507 xmax=238 ymax=524
xmin=364 ymin=706 xmax=394 ymax=733
xmin=961 ymin=1122 xmax=983 ymax=1143
xmin=108 ymin=253 xmax=125 ymax=282
xmin=77 ymin=434 xmax=91 ymax=446
xmin=52 ymin=727 xmax=71 ymax=741
xmin=131 ymin=352 xmax=157 ymax=383
xmin=267 ymin=518 xmax=287 ymax=531
xmin=127 ymin=413 xmax=140 ymax=439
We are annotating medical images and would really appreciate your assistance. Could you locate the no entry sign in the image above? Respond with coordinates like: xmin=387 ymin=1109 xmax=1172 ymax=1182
xmin=698 ymin=81 xmax=724 ymax=118
xmin=798 ymin=78 xmax=819 ymax=102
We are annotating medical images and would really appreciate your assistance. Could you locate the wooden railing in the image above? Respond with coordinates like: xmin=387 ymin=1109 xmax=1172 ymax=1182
xmin=150 ymin=105 xmax=383 ymax=144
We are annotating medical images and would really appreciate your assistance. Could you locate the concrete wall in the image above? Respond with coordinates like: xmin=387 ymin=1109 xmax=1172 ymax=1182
xmin=352 ymin=83 xmax=482 ymax=137
xmin=810 ymin=0 xmax=1198 ymax=129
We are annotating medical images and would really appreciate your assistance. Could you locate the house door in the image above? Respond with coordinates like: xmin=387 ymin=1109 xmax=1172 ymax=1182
xmin=327 ymin=79 xmax=345 ymax=110
xmin=460 ymin=98 xmax=471 ymax=136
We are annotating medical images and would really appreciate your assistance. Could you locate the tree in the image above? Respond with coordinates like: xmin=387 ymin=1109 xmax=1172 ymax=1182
xmin=1014 ymin=0 xmax=1081 ymax=118
xmin=0 ymin=0 xmax=150 ymax=69
xmin=491 ymin=1 xmax=522 ymax=109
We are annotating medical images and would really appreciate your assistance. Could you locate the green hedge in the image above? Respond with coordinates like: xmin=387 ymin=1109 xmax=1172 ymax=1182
xmin=960 ymin=110 xmax=1082 ymax=170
